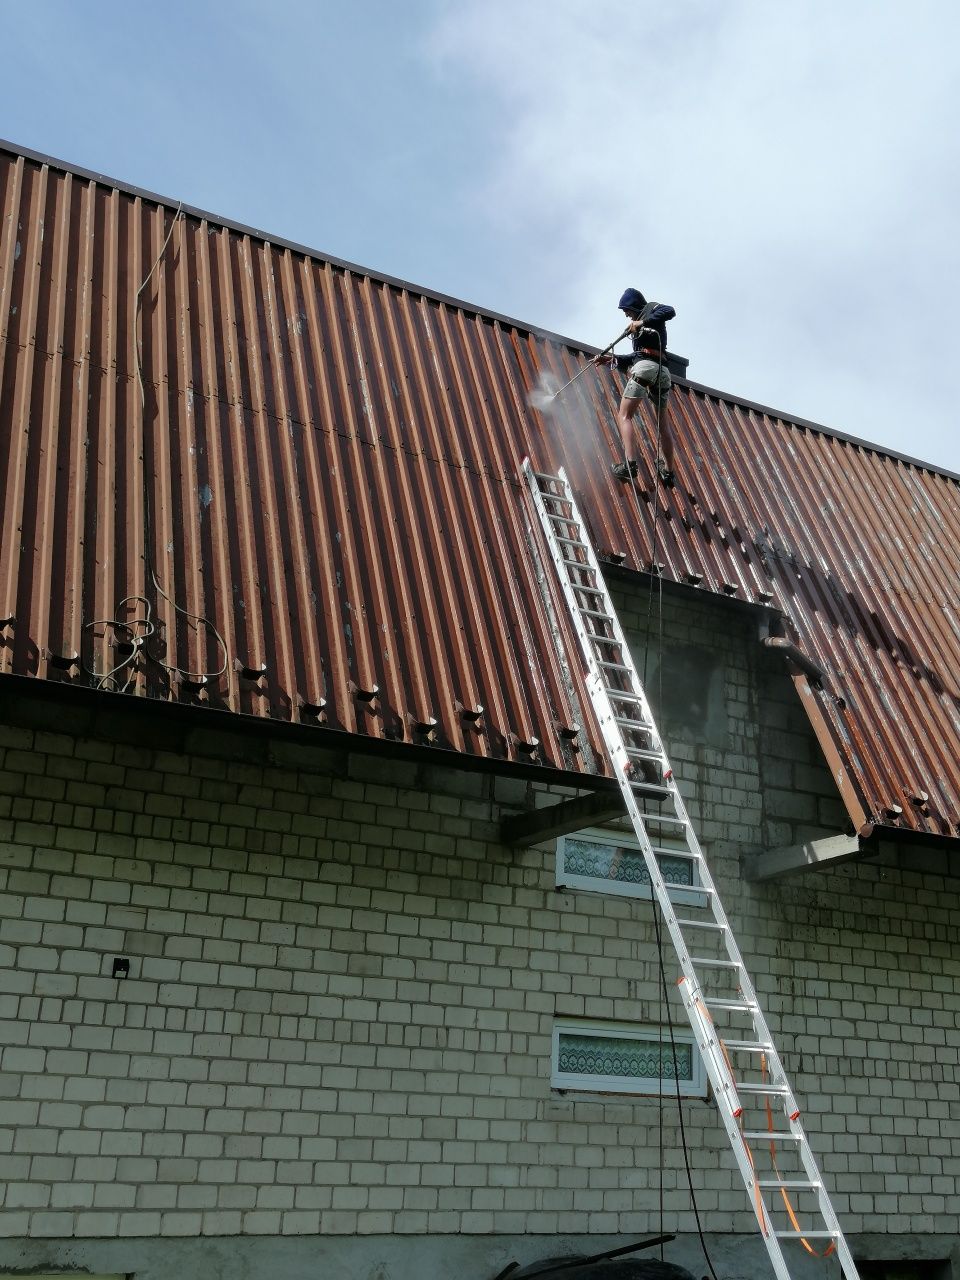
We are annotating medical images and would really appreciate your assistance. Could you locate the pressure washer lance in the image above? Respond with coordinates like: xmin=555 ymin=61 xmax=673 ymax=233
xmin=545 ymin=323 xmax=632 ymax=402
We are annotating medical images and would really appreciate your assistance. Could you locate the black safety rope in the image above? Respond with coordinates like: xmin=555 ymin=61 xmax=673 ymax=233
xmin=617 ymin=322 xmax=722 ymax=1280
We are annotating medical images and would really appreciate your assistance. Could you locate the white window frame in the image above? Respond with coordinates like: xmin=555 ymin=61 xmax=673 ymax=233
xmin=551 ymin=1019 xmax=707 ymax=1098
xmin=556 ymin=826 xmax=703 ymax=907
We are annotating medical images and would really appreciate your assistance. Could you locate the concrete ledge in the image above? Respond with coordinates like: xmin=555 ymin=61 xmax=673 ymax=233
xmin=500 ymin=790 xmax=625 ymax=848
xmin=743 ymin=832 xmax=866 ymax=880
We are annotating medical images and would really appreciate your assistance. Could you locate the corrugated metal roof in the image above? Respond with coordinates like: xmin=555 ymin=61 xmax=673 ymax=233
xmin=2 ymin=140 xmax=958 ymax=841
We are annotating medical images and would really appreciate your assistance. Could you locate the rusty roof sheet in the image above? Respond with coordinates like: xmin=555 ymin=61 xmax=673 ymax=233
xmin=1 ymin=140 xmax=959 ymax=842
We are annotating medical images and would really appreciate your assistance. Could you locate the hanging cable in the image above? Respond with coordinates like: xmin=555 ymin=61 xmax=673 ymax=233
xmin=83 ymin=595 xmax=155 ymax=692
xmin=617 ymin=333 xmax=721 ymax=1279
xmin=613 ymin=321 xmax=666 ymax=686
xmin=651 ymin=883 xmax=722 ymax=1280
xmin=129 ymin=201 xmax=228 ymax=688
xmin=618 ymin=329 xmax=670 ymax=1252
xmin=649 ymin=329 xmax=669 ymax=1259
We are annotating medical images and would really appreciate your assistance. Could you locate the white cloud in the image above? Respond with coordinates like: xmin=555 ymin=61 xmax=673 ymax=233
xmin=424 ymin=0 xmax=960 ymax=469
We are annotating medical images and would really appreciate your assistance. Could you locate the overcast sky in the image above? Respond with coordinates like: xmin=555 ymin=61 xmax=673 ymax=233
xmin=4 ymin=1 xmax=959 ymax=471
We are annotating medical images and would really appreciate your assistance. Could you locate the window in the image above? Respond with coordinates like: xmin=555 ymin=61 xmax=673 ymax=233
xmin=556 ymin=827 xmax=701 ymax=905
xmin=552 ymin=1020 xmax=707 ymax=1097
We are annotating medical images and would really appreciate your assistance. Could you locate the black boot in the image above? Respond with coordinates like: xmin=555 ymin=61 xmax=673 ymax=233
xmin=612 ymin=460 xmax=639 ymax=481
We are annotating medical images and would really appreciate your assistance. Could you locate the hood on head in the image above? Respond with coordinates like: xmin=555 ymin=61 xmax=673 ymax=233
xmin=618 ymin=287 xmax=646 ymax=313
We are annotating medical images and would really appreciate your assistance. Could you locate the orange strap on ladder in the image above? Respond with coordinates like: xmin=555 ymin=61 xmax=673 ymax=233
xmin=761 ymin=1054 xmax=836 ymax=1259
xmin=714 ymin=1034 xmax=769 ymax=1234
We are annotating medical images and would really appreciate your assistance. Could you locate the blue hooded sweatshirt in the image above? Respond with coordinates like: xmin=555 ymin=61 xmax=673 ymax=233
xmin=615 ymin=288 xmax=675 ymax=370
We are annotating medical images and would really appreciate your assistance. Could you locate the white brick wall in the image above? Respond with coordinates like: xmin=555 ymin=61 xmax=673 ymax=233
xmin=1 ymin=588 xmax=958 ymax=1244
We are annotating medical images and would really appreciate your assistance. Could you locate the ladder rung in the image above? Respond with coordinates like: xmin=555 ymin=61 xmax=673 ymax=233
xmin=638 ymin=812 xmax=688 ymax=826
xmin=703 ymin=997 xmax=753 ymax=1010
xmin=597 ymin=659 xmax=631 ymax=672
xmin=690 ymin=956 xmax=742 ymax=969
xmin=774 ymin=1232 xmax=837 ymax=1239
xmin=667 ymin=883 xmax=714 ymax=898
xmin=580 ymin=608 xmax=615 ymax=621
xmin=561 ymin=557 xmax=596 ymax=571
xmin=742 ymin=1131 xmax=802 ymax=1141
xmin=555 ymin=535 xmax=588 ymax=549
xmin=676 ymin=917 xmax=723 ymax=930
xmin=737 ymin=1083 xmax=789 ymax=1095
xmin=757 ymin=1180 xmax=820 ymax=1190
xmin=720 ymin=1039 xmax=769 ymax=1052
xmin=626 ymin=748 xmax=663 ymax=763
xmin=532 ymin=470 xmax=564 ymax=485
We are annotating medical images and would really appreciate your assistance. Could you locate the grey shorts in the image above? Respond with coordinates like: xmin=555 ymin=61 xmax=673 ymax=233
xmin=623 ymin=358 xmax=671 ymax=405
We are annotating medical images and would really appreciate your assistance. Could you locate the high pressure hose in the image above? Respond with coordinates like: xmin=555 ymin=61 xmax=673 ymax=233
xmin=615 ymin=325 xmax=723 ymax=1280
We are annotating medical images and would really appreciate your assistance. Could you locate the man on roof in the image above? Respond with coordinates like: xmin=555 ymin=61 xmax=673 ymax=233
xmin=595 ymin=287 xmax=676 ymax=485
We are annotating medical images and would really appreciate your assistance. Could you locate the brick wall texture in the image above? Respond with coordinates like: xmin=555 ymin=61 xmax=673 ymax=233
xmin=1 ymin=588 xmax=958 ymax=1243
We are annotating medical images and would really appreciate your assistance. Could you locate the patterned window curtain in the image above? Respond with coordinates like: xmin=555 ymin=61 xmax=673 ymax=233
xmin=557 ymin=1032 xmax=693 ymax=1083
xmin=563 ymin=837 xmax=692 ymax=888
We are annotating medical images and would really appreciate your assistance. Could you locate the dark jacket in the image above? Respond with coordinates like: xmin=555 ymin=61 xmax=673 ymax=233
xmin=614 ymin=301 xmax=675 ymax=372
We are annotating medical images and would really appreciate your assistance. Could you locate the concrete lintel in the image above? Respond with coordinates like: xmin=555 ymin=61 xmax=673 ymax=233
xmin=500 ymin=790 xmax=624 ymax=848
xmin=743 ymin=832 xmax=864 ymax=881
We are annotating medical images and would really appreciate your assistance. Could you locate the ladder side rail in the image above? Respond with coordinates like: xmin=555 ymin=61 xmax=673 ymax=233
xmin=533 ymin=470 xmax=722 ymax=887
xmin=528 ymin=466 xmax=776 ymax=1116
xmin=522 ymin=463 xmax=858 ymax=1280
xmin=524 ymin=465 xmax=795 ymax=1279
xmin=533 ymin=468 xmax=815 ymax=1132
xmin=530 ymin=469 xmax=730 ymax=978
xmin=528 ymin=466 xmax=768 ymax=1028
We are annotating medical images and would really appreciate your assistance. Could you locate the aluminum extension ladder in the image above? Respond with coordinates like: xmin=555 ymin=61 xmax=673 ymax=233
xmin=522 ymin=461 xmax=859 ymax=1280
